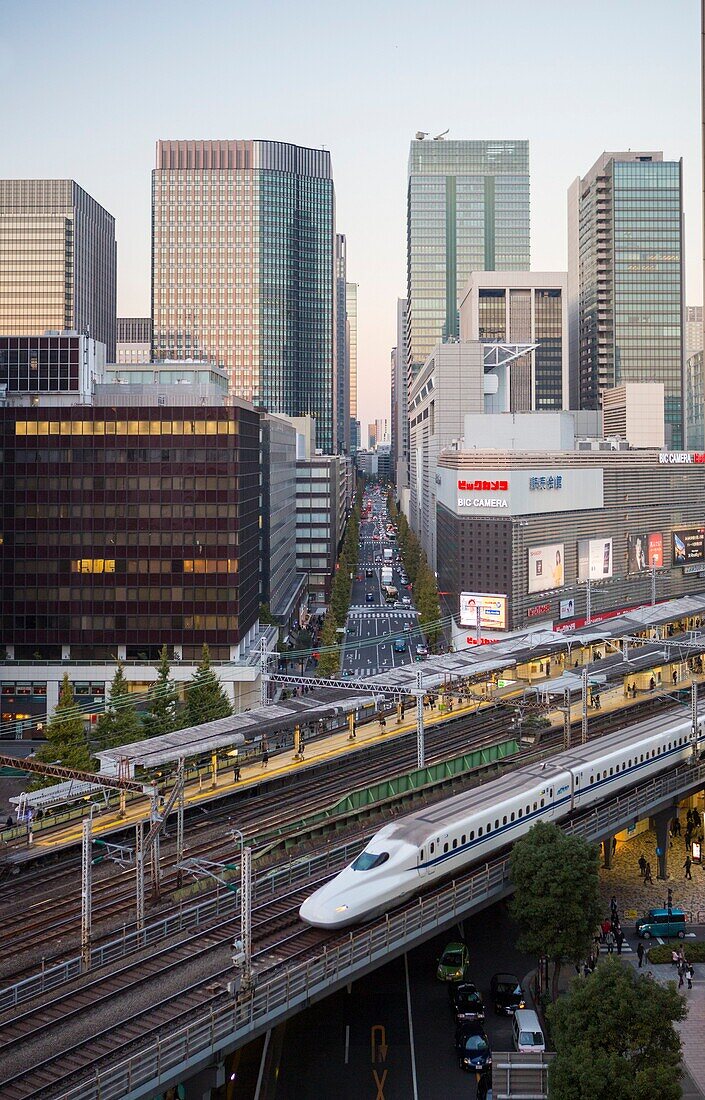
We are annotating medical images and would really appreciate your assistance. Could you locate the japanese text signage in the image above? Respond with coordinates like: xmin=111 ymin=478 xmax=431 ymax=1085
xmin=458 ymin=478 xmax=508 ymax=492
xmin=529 ymin=475 xmax=563 ymax=491
xmin=659 ymin=453 xmax=705 ymax=464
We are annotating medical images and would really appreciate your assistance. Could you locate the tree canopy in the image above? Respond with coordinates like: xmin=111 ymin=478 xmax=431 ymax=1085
xmin=316 ymin=612 xmax=341 ymax=677
xmin=33 ymin=673 xmax=95 ymax=781
xmin=94 ymin=661 xmax=143 ymax=751
xmin=510 ymin=822 xmax=602 ymax=1000
xmin=142 ymin=645 xmax=182 ymax=739
xmin=547 ymin=959 xmax=686 ymax=1100
xmin=184 ymin=644 xmax=232 ymax=726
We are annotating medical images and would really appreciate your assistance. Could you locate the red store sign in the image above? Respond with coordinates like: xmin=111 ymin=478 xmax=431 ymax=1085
xmin=458 ymin=479 xmax=508 ymax=492
xmin=527 ymin=604 xmax=551 ymax=618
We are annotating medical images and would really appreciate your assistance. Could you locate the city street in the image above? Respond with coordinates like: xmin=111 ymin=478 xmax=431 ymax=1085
xmin=274 ymin=900 xmax=534 ymax=1099
xmin=342 ymin=488 xmax=426 ymax=679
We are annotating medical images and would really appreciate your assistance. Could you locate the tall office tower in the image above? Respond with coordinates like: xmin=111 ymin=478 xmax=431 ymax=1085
xmin=459 ymin=272 xmax=568 ymax=411
xmin=335 ymin=235 xmax=350 ymax=453
xmin=152 ymin=140 xmax=336 ymax=452
xmin=0 ymin=179 xmax=117 ymax=358
xmin=568 ymin=152 xmax=684 ymax=446
xmin=116 ymin=317 xmax=152 ymax=363
xmin=406 ymin=138 xmax=530 ymax=385
xmin=391 ymin=298 xmax=409 ymax=487
xmin=346 ymin=282 xmax=358 ymax=423
xmin=685 ymin=306 xmax=703 ymax=360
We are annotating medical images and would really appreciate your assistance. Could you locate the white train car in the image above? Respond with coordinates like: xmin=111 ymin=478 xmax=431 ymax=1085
xmin=299 ymin=709 xmax=701 ymax=929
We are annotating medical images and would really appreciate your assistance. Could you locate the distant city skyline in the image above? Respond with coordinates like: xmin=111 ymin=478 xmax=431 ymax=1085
xmin=2 ymin=0 xmax=701 ymax=432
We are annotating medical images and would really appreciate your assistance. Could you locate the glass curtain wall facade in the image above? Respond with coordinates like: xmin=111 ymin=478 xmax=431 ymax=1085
xmin=573 ymin=152 xmax=684 ymax=446
xmin=476 ymin=285 xmax=564 ymax=410
xmin=0 ymin=180 xmax=116 ymax=358
xmin=406 ymin=140 xmax=530 ymax=383
xmin=116 ymin=317 xmax=152 ymax=364
xmin=0 ymin=404 xmax=260 ymax=661
xmin=335 ymin=235 xmax=350 ymax=453
xmin=346 ymin=282 xmax=358 ymax=421
xmin=152 ymin=141 xmax=336 ymax=452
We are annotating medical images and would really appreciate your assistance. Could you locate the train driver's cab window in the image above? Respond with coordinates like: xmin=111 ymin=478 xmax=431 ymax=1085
xmin=352 ymin=851 xmax=390 ymax=871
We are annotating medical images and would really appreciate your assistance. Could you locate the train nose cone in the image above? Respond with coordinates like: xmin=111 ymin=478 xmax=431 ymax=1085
xmin=299 ymin=895 xmax=351 ymax=928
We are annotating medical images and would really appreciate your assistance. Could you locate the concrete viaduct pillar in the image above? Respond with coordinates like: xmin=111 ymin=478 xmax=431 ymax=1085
xmin=650 ymin=806 xmax=678 ymax=881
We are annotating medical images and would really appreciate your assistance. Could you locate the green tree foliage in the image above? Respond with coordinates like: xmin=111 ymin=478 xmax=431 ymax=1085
xmin=142 ymin=645 xmax=182 ymax=739
xmin=316 ymin=612 xmax=341 ymax=677
xmin=510 ymin=822 xmax=602 ymax=1001
xmin=259 ymin=603 xmax=276 ymax=626
xmin=185 ymin=643 xmax=233 ymax=726
xmin=34 ymin=673 xmax=95 ymax=780
xmin=95 ymin=661 xmax=143 ymax=751
xmin=392 ymin=505 xmax=442 ymax=646
xmin=547 ymin=959 xmax=686 ymax=1100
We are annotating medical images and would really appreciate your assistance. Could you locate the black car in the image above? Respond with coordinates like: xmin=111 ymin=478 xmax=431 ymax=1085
xmin=490 ymin=972 xmax=526 ymax=1016
xmin=365 ymin=592 xmax=375 ymax=603
xmin=449 ymin=982 xmax=485 ymax=1024
xmin=365 ymin=568 xmax=374 ymax=577
xmin=455 ymin=1022 xmax=492 ymax=1074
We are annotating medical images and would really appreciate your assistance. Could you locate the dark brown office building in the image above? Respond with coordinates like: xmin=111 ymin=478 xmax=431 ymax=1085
xmin=0 ymin=402 xmax=260 ymax=661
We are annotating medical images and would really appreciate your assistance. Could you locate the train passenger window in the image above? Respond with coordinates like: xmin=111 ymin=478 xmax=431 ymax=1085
xmin=478 ymin=827 xmax=483 ymax=837
xmin=510 ymin=812 xmax=515 ymax=821
xmin=443 ymin=843 xmax=449 ymax=853
xmin=518 ymin=808 xmax=522 ymax=818
xmin=589 ymin=776 xmax=594 ymax=784
xmin=503 ymin=815 xmax=507 ymax=825
xmin=540 ymin=798 xmax=544 ymax=807
xmin=452 ymin=839 xmax=458 ymax=849
xmin=430 ymin=842 xmax=435 ymax=854
xmin=495 ymin=819 xmax=499 ymax=829
xmin=628 ymin=759 xmax=632 ymax=767
xmin=420 ymin=849 xmax=424 ymax=860
xmin=487 ymin=823 xmax=492 ymax=832
xmin=469 ymin=831 xmax=474 ymax=840
xmin=461 ymin=834 xmax=466 ymax=844
xmin=533 ymin=801 xmax=538 ymax=811
xmin=640 ymin=754 xmax=644 ymax=762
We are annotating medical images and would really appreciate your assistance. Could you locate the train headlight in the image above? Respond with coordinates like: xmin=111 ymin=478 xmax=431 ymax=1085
xmin=335 ymin=905 xmax=349 ymax=913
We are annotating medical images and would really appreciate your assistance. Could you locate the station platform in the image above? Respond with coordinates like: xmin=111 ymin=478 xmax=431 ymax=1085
xmin=4 ymin=650 xmax=704 ymax=865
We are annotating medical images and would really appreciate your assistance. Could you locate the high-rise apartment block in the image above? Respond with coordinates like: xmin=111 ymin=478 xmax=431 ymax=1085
xmin=0 ymin=179 xmax=117 ymax=358
xmin=346 ymin=281 xmax=358 ymax=424
xmin=406 ymin=138 xmax=530 ymax=383
xmin=568 ymin=152 xmax=684 ymax=446
xmin=151 ymin=140 xmax=336 ymax=452
xmin=685 ymin=306 xmax=703 ymax=361
xmin=335 ymin=235 xmax=350 ymax=453
xmin=391 ymin=298 xmax=409 ymax=488
xmin=116 ymin=317 xmax=152 ymax=363
xmin=459 ymin=272 xmax=569 ymax=411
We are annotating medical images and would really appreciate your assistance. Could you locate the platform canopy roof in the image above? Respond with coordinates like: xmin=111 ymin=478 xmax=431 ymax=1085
xmin=96 ymin=593 xmax=705 ymax=771
xmin=10 ymin=779 xmax=107 ymax=813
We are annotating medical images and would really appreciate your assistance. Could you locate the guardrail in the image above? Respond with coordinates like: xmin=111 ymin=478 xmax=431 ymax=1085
xmin=0 ymin=838 xmax=364 ymax=1013
xmin=57 ymin=758 xmax=705 ymax=1100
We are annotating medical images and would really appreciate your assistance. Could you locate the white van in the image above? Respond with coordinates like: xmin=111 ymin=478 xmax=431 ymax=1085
xmin=512 ymin=1008 xmax=545 ymax=1054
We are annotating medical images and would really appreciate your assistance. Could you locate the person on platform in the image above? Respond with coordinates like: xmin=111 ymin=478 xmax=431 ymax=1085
xmin=637 ymin=942 xmax=645 ymax=968
xmin=638 ymin=854 xmax=647 ymax=877
xmin=644 ymin=861 xmax=654 ymax=884
xmin=684 ymin=855 xmax=693 ymax=880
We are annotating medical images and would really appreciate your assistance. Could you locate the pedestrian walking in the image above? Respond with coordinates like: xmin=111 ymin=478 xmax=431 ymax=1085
xmin=601 ymin=916 xmax=611 ymax=942
xmin=594 ymin=692 xmax=601 ymax=710
xmin=637 ymin=942 xmax=645 ymax=968
xmin=615 ymin=928 xmax=624 ymax=955
xmin=678 ymin=960 xmax=686 ymax=989
xmin=605 ymin=930 xmax=615 ymax=954
xmin=644 ymin=861 xmax=654 ymax=884
xmin=638 ymin=854 xmax=647 ymax=877
xmin=673 ymin=669 xmax=679 ymax=685
xmin=674 ymin=817 xmax=682 ymax=837
xmin=262 ymin=750 xmax=269 ymax=769
xmin=694 ymin=808 xmax=701 ymax=829
xmin=233 ymin=765 xmax=241 ymax=782
xmin=687 ymin=964 xmax=695 ymax=990
xmin=684 ymin=855 xmax=693 ymax=880
xmin=610 ymin=895 xmax=618 ymax=922
xmin=650 ymin=676 xmax=656 ymax=692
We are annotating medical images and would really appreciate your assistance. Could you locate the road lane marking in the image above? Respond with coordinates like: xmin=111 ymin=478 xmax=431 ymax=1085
xmin=404 ymin=953 xmax=419 ymax=1100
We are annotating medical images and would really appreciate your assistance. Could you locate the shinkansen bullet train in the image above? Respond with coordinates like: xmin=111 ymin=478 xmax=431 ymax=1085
xmin=299 ymin=710 xmax=702 ymax=929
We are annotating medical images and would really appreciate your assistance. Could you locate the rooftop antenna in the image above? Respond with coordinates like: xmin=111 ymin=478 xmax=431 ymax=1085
xmin=433 ymin=129 xmax=450 ymax=141
xmin=415 ymin=131 xmax=428 ymax=140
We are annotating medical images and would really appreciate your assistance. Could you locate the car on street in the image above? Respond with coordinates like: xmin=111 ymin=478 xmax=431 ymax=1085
xmin=401 ymin=596 xmax=412 ymax=606
xmin=365 ymin=569 xmax=374 ymax=578
xmin=347 ymin=624 xmax=357 ymax=635
xmin=455 ymin=1022 xmax=492 ymax=1074
xmin=490 ymin=973 xmax=526 ymax=1016
xmin=436 ymin=942 xmax=470 ymax=982
xmin=415 ymin=644 xmax=428 ymax=658
xmin=393 ymin=636 xmax=407 ymax=653
xmin=449 ymin=982 xmax=485 ymax=1024
xmin=365 ymin=592 xmax=374 ymax=603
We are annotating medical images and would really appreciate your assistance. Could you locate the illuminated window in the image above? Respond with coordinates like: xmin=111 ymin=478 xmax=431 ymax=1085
xmin=71 ymin=559 xmax=116 ymax=574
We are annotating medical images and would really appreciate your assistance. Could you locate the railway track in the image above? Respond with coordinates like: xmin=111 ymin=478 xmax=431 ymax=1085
xmin=0 ymin=694 xmax=669 ymax=976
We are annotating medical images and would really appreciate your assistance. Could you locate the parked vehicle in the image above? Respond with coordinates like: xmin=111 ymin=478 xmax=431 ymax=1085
xmin=450 ymin=982 xmax=485 ymax=1024
xmin=636 ymin=908 xmax=687 ymax=939
xmin=436 ymin=942 xmax=470 ymax=982
xmin=512 ymin=1009 xmax=545 ymax=1054
xmin=490 ymin=973 xmax=526 ymax=1016
xmin=455 ymin=1021 xmax=492 ymax=1073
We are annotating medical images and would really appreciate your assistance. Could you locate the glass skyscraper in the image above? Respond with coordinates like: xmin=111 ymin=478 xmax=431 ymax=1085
xmin=0 ymin=179 xmax=116 ymax=358
xmin=335 ymin=234 xmax=350 ymax=453
xmin=152 ymin=140 xmax=336 ymax=452
xmin=568 ymin=152 xmax=684 ymax=446
xmin=406 ymin=139 xmax=530 ymax=381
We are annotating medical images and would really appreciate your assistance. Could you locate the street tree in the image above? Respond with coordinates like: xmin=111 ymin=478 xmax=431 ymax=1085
xmin=510 ymin=821 xmax=602 ymax=1000
xmin=185 ymin=644 xmax=232 ymax=726
xmin=34 ymin=673 xmax=94 ymax=779
xmin=547 ymin=958 xmax=686 ymax=1100
xmin=95 ymin=661 xmax=143 ymax=751
xmin=316 ymin=612 xmax=341 ymax=677
xmin=142 ymin=645 xmax=182 ymax=739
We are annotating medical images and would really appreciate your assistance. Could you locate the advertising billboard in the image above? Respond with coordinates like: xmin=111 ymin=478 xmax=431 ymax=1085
xmin=672 ymin=528 xmax=705 ymax=566
xmin=528 ymin=544 xmax=565 ymax=594
xmin=577 ymin=537 xmax=613 ymax=582
xmin=627 ymin=532 xmax=664 ymax=573
xmin=559 ymin=598 xmax=576 ymax=620
xmin=459 ymin=592 xmax=508 ymax=631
